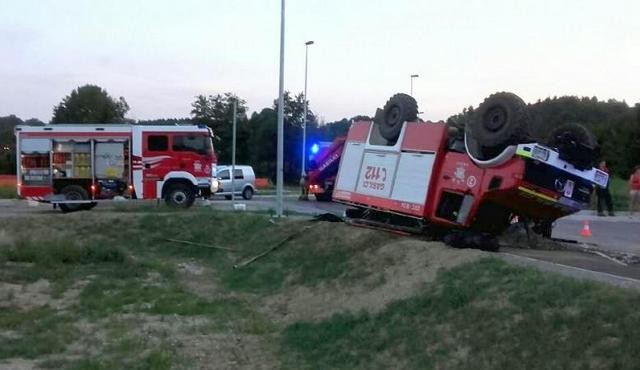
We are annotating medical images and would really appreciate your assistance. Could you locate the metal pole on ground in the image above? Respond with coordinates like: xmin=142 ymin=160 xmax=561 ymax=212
xmin=276 ymin=0 xmax=285 ymax=217
xmin=231 ymin=99 xmax=237 ymax=207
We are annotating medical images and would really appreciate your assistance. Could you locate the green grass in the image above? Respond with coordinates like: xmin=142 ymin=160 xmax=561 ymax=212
xmin=282 ymin=258 xmax=640 ymax=369
xmin=609 ymin=176 xmax=631 ymax=211
xmin=0 ymin=211 xmax=383 ymax=367
xmin=3 ymin=211 xmax=640 ymax=368
xmin=0 ymin=185 xmax=16 ymax=199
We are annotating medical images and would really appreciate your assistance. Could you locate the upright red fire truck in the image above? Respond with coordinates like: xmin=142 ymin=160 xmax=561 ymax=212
xmin=15 ymin=124 xmax=217 ymax=212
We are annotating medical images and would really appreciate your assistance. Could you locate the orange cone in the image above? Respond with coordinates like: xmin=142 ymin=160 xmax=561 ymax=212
xmin=580 ymin=220 xmax=592 ymax=238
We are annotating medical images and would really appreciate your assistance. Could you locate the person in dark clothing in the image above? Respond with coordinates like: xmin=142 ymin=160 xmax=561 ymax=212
xmin=596 ymin=161 xmax=615 ymax=216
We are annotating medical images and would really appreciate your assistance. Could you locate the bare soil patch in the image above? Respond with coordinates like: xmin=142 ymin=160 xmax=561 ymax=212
xmin=261 ymin=238 xmax=485 ymax=323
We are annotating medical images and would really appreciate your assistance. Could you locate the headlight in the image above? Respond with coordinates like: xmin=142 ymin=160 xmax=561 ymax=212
xmin=532 ymin=146 xmax=550 ymax=162
xmin=210 ymin=179 xmax=219 ymax=193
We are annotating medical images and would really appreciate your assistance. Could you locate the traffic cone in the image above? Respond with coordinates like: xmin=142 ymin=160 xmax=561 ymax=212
xmin=580 ymin=220 xmax=592 ymax=238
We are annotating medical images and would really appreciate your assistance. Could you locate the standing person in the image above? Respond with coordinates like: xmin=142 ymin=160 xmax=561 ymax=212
xmin=596 ymin=160 xmax=615 ymax=216
xmin=299 ymin=172 xmax=309 ymax=201
xmin=629 ymin=166 xmax=640 ymax=217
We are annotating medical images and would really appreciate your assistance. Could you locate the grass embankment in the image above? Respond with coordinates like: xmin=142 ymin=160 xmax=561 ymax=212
xmin=0 ymin=186 xmax=16 ymax=199
xmin=284 ymin=258 xmax=640 ymax=369
xmin=1 ymin=210 xmax=640 ymax=368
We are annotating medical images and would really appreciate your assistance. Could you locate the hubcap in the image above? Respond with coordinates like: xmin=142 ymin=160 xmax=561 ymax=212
xmin=172 ymin=191 xmax=187 ymax=204
xmin=66 ymin=191 xmax=82 ymax=200
xmin=385 ymin=106 xmax=402 ymax=127
xmin=483 ymin=106 xmax=508 ymax=132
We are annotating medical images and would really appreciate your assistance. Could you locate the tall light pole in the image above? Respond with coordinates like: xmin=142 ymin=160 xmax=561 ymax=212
xmin=410 ymin=74 xmax=419 ymax=96
xmin=301 ymin=40 xmax=314 ymax=177
xmin=276 ymin=0 xmax=285 ymax=217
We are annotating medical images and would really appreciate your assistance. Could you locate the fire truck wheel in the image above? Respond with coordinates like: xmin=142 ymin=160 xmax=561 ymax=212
xmin=532 ymin=220 xmax=553 ymax=238
xmin=376 ymin=93 xmax=418 ymax=141
xmin=164 ymin=183 xmax=196 ymax=208
xmin=314 ymin=192 xmax=332 ymax=202
xmin=546 ymin=122 xmax=598 ymax=168
xmin=547 ymin=123 xmax=596 ymax=149
xmin=242 ymin=187 xmax=254 ymax=200
xmin=81 ymin=202 xmax=98 ymax=211
xmin=467 ymin=92 xmax=530 ymax=149
xmin=59 ymin=185 xmax=89 ymax=213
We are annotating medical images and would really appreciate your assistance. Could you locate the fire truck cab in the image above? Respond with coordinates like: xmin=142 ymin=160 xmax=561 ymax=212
xmin=15 ymin=124 xmax=217 ymax=212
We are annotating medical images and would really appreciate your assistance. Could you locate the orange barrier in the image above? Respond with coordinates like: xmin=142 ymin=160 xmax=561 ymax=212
xmin=0 ymin=175 xmax=16 ymax=187
xmin=255 ymin=177 xmax=271 ymax=189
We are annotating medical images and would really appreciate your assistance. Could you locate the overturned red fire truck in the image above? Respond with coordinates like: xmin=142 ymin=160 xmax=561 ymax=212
xmin=333 ymin=93 xmax=608 ymax=239
xmin=15 ymin=124 xmax=217 ymax=212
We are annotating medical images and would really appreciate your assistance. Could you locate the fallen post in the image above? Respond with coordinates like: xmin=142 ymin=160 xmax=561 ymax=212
xmin=233 ymin=225 xmax=314 ymax=269
xmin=165 ymin=238 xmax=236 ymax=252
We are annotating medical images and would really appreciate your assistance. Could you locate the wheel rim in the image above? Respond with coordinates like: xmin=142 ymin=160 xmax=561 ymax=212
xmin=483 ymin=106 xmax=508 ymax=132
xmin=385 ymin=106 xmax=402 ymax=127
xmin=66 ymin=191 xmax=82 ymax=201
xmin=172 ymin=191 xmax=187 ymax=205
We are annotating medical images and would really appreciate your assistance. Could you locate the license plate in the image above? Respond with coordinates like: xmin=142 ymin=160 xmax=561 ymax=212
xmin=564 ymin=179 xmax=575 ymax=198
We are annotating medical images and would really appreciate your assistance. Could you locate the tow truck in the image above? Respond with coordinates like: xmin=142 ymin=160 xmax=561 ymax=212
xmin=332 ymin=92 xmax=608 ymax=242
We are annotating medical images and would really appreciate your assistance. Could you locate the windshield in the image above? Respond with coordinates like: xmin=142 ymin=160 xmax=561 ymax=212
xmin=172 ymin=135 xmax=213 ymax=156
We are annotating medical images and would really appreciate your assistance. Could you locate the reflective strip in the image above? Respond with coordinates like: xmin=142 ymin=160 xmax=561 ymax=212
xmin=515 ymin=147 xmax=532 ymax=159
xmin=518 ymin=186 xmax=557 ymax=203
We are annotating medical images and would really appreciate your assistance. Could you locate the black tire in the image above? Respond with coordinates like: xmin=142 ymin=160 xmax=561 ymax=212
xmin=59 ymin=185 xmax=89 ymax=213
xmin=546 ymin=123 xmax=597 ymax=149
xmin=546 ymin=123 xmax=598 ymax=169
xmin=466 ymin=92 xmax=531 ymax=149
xmin=314 ymin=192 xmax=332 ymax=202
xmin=242 ymin=187 xmax=254 ymax=200
xmin=532 ymin=220 xmax=553 ymax=239
xmin=164 ymin=183 xmax=196 ymax=208
xmin=81 ymin=202 xmax=98 ymax=211
xmin=374 ymin=93 xmax=418 ymax=141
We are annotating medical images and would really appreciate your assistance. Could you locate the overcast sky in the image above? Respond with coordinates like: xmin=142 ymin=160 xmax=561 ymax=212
xmin=1 ymin=0 xmax=639 ymax=123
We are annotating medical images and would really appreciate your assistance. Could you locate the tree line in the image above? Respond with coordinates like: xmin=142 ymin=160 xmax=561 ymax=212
xmin=1 ymin=84 xmax=639 ymax=180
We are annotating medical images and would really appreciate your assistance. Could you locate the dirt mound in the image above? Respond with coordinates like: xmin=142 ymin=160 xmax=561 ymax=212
xmin=261 ymin=238 xmax=485 ymax=323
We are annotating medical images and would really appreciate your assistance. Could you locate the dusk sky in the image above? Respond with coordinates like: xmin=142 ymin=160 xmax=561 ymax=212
xmin=1 ymin=0 xmax=638 ymax=123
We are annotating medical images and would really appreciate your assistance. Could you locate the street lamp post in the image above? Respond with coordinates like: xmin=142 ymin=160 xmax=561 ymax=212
xmin=410 ymin=74 xmax=419 ymax=96
xmin=301 ymin=40 xmax=314 ymax=177
xmin=276 ymin=0 xmax=285 ymax=217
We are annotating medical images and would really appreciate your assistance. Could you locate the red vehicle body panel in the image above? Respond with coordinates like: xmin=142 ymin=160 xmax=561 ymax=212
xmin=333 ymin=120 xmax=592 ymax=231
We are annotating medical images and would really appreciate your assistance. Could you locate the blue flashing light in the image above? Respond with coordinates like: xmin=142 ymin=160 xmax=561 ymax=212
xmin=310 ymin=143 xmax=320 ymax=155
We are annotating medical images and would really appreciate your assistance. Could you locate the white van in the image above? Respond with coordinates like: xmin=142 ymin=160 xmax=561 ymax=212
xmin=214 ymin=165 xmax=256 ymax=200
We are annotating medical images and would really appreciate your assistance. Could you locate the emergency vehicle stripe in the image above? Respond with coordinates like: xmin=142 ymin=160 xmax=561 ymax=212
xmin=517 ymin=186 xmax=557 ymax=203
